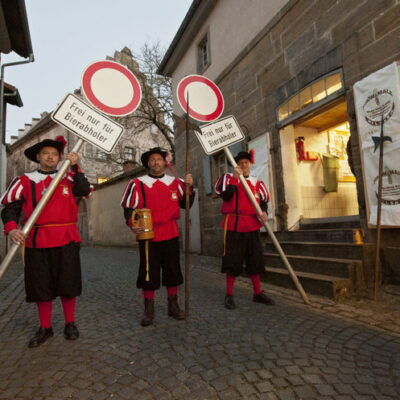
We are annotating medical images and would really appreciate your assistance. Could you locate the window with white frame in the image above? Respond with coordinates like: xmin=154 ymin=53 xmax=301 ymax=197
xmin=277 ymin=69 xmax=344 ymax=125
xmin=95 ymin=149 xmax=107 ymax=161
xmin=197 ymin=31 xmax=211 ymax=73
xmin=124 ymin=146 xmax=135 ymax=161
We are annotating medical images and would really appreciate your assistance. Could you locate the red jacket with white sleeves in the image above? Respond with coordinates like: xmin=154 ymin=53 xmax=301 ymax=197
xmin=215 ymin=173 xmax=269 ymax=232
xmin=1 ymin=166 xmax=91 ymax=248
xmin=121 ymin=174 xmax=194 ymax=242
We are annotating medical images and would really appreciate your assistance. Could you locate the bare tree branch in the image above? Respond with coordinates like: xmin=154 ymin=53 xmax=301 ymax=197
xmin=133 ymin=42 xmax=175 ymax=158
xmin=103 ymin=44 xmax=175 ymax=170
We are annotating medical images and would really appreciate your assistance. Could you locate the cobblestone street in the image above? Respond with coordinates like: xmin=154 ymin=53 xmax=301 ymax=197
xmin=0 ymin=246 xmax=399 ymax=400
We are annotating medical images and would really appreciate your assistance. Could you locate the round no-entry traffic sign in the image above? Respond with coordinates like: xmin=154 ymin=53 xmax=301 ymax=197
xmin=177 ymin=75 xmax=224 ymax=122
xmin=81 ymin=60 xmax=142 ymax=117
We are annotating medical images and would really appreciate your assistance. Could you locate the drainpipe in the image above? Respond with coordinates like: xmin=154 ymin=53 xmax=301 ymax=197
xmin=0 ymin=53 xmax=34 ymax=194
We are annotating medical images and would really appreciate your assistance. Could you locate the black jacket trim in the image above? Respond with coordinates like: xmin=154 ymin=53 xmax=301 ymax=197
xmin=140 ymin=181 xmax=146 ymax=208
xmin=30 ymin=180 xmax=38 ymax=248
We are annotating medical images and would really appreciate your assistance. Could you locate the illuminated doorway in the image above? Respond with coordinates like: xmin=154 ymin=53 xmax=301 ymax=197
xmin=279 ymin=99 xmax=359 ymax=228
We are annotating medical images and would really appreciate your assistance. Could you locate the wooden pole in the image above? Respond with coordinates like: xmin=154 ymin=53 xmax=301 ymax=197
xmin=184 ymin=94 xmax=190 ymax=318
xmin=374 ymin=115 xmax=385 ymax=301
xmin=224 ymin=147 xmax=310 ymax=305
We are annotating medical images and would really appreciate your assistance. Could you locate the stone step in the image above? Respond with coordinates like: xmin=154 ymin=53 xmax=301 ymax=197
xmin=264 ymin=253 xmax=363 ymax=285
xmin=299 ymin=215 xmax=361 ymax=230
xmin=263 ymin=267 xmax=353 ymax=300
xmin=262 ymin=228 xmax=363 ymax=243
xmin=264 ymin=241 xmax=363 ymax=259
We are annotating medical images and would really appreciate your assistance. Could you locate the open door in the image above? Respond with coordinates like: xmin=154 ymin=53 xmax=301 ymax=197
xmin=248 ymin=133 xmax=277 ymax=231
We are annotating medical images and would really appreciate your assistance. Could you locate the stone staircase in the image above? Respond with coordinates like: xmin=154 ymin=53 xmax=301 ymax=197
xmin=261 ymin=216 xmax=374 ymax=300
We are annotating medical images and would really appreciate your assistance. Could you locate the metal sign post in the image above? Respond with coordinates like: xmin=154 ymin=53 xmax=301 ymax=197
xmin=0 ymin=139 xmax=84 ymax=280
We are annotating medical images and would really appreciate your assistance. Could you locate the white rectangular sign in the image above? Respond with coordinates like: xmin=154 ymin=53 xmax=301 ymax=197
xmin=197 ymin=115 xmax=244 ymax=155
xmin=51 ymin=93 xmax=124 ymax=153
xmin=354 ymin=62 xmax=400 ymax=227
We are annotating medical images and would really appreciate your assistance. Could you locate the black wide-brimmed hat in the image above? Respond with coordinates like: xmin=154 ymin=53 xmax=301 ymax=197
xmin=24 ymin=137 xmax=66 ymax=163
xmin=234 ymin=151 xmax=253 ymax=163
xmin=141 ymin=147 xmax=167 ymax=168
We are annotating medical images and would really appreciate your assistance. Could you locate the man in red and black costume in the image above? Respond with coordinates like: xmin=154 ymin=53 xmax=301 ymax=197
xmin=215 ymin=150 xmax=275 ymax=309
xmin=1 ymin=137 xmax=91 ymax=347
xmin=121 ymin=147 xmax=194 ymax=326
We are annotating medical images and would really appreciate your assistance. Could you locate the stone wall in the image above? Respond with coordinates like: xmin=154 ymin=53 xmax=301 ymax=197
xmin=174 ymin=0 xmax=400 ymax=261
xmin=87 ymin=168 xmax=146 ymax=247
xmin=170 ymin=0 xmax=289 ymax=113
xmin=174 ymin=129 xmax=225 ymax=256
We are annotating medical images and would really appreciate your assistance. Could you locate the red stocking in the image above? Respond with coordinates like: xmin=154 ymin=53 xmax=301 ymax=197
xmin=143 ymin=290 xmax=155 ymax=300
xmin=251 ymin=274 xmax=261 ymax=295
xmin=226 ymin=275 xmax=235 ymax=296
xmin=37 ymin=301 xmax=52 ymax=328
xmin=61 ymin=297 xmax=76 ymax=324
xmin=166 ymin=286 xmax=178 ymax=297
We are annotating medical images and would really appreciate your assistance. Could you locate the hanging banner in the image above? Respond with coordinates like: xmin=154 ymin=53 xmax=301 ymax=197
xmin=354 ymin=62 xmax=400 ymax=226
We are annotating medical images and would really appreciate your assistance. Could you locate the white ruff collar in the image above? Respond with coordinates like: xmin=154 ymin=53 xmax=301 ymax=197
xmin=138 ymin=174 xmax=175 ymax=188
xmin=247 ymin=176 xmax=257 ymax=185
xmin=25 ymin=170 xmax=59 ymax=183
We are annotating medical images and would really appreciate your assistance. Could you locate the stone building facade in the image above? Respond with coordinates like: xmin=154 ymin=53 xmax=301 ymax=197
xmin=6 ymin=47 xmax=170 ymax=186
xmin=159 ymin=0 xmax=400 ymax=283
xmin=86 ymin=167 xmax=146 ymax=248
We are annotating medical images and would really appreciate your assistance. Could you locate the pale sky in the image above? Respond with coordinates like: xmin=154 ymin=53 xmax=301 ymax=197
xmin=3 ymin=0 xmax=193 ymax=141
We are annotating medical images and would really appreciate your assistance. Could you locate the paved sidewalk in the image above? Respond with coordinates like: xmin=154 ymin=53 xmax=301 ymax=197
xmin=0 ymin=246 xmax=399 ymax=400
xmin=191 ymin=254 xmax=400 ymax=336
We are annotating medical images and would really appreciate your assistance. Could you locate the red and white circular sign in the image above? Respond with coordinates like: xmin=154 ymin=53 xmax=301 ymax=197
xmin=177 ymin=75 xmax=224 ymax=122
xmin=81 ymin=60 xmax=142 ymax=116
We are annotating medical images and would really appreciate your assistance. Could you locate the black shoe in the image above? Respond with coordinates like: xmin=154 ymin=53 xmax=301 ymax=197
xmin=224 ymin=294 xmax=236 ymax=310
xmin=28 ymin=327 xmax=54 ymax=348
xmin=64 ymin=322 xmax=79 ymax=340
xmin=253 ymin=291 xmax=275 ymax=305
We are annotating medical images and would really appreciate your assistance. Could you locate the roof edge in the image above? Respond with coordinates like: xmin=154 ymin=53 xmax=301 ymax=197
xmin=8 ymin=113 xmax=54 ymax=150
xmin=16 ymin=0 xmax=33 ymax=56
xmin=4 ymin=82 xmax=23 ymax=107
xmin=157 ymin=0 xmax=216 ymax=76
